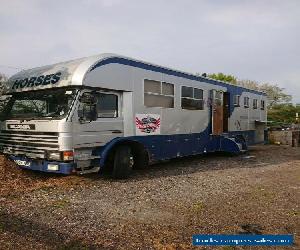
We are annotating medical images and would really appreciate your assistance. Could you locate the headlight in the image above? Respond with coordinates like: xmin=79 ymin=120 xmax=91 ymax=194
xmin=47 ymin=151 xmax=74 ymax=161
xmin=47 ymin=151 xmax=62 ymax=161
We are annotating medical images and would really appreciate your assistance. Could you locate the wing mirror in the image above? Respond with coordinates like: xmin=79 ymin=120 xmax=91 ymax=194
xmin=79 ymin=92 xmax=97 ymax=105
xmin=78 ymin=93 xmax=97 ymax=123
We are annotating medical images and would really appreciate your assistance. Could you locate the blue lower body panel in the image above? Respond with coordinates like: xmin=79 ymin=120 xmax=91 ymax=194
xmin=97 ymin=129 xmax=254 ymax=167
xmin=9 ymin=155 xmax=75 ymax=175
xmin=7 ymin=129 xmax=256 ymax=175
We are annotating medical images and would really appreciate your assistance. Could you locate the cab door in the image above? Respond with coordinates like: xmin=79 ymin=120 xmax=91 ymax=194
xmin=73 ymin=91 xmax=123 ymax=149
xmin=212 ymin=90 xmax=224 ymax=135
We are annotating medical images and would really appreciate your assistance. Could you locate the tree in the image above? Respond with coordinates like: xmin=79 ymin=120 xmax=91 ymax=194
xmin=236 ymin=79 xmax=292 ymax=108
xmin=237 ymin=79 xmax=260 ymax=90
xmin=0 ymin=73 xmax=8 ymax=114
xmin=207 ymin=72 xmax=292 ymax=108
xmin=259 ymin=83 xmax=292 ymax=108
xmin=0 ymin=73 xmax=8 ymax=95
xmin=207 ymin=73 xmax=237 ymax=84
xmin=267 ymin=103 xmax=299 ymax=124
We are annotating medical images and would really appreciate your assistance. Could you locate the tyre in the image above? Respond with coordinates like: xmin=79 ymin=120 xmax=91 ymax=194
xmin=133 ymin=148 xmax=148 ymax=169
xmin=112 ymin=145 xmax=134 ymax=179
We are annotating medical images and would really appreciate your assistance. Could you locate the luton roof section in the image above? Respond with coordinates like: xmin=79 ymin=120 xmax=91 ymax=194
xmin=5 ymin=53 xmax=266 ymax=96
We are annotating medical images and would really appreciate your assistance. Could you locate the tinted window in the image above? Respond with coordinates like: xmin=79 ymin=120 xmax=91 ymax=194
xmin=96 ymin=93 xmax=118 ymax=118
xmin=144 ymin=80 xmax=174 ymax=108
xmin=194 ymin=88 xmax=203 ymax=99
xmin=144 ymin=94 xmax=174 ymax=108
xmin=253 ymin=99 xmax=258 ymax=109
xmin=181 ymin=86 xmax=204 ymax=110
xmin=144 ymin=79 xmax=161 ymax=94
xmin=261 ymin=100 xmax=265 ymax=110
xmin=181 ymin=98 xmax=203 ymax=110
xmin=162 ymin=82 xmax=174 ymax=96
xmin=244 ymin=97 xmax=249 ymax=108
xmin=234 ymin=95 xmax=240 ymax=106
xmin=181 ymin=86 xmax=193 ymax=98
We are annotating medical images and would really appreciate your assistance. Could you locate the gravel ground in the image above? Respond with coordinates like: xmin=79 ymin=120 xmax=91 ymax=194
xmin=0 ymin=145 xmax=299 ymax=249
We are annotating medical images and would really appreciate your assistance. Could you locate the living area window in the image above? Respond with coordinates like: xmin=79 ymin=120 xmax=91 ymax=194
xmin=261 ymin=100 xmax=265 ymax=110
xmin=244 ymin=96 xmax=250 ymax=108
xmin=181 ymin=86 xmax=204 ymax=110
xmin=234 ymin=95 xmax=240 ymax=107
xmin=144 ymin=79 xmax=174 ymax=108
xmin=253 ymin=99 xmax=258 ymax=109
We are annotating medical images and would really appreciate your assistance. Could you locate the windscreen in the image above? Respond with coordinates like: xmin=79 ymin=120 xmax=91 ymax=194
xmin=0 ymin=95 xmax=12 ymax=116
xmin=0 ymin=88 xmax=78 ymax=120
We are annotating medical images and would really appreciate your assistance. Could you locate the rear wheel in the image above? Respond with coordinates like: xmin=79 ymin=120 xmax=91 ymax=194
xmin=112 ymin=145 xmax=134 ymax=179
xmin=132 ymin=148 xmax=149 ymax=169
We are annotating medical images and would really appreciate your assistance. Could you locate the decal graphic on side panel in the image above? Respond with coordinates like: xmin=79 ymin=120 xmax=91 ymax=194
xmin=135 ymin=114 xmax=161 ymax=135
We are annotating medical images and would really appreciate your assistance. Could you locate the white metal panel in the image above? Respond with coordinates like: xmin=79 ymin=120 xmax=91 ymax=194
xmin=229 ymin=92 xmax=267 ymax=132
xmin=83 ymin=63 xmax=134 ymax=91
xmin=123 ymin=92 xmax=134 ymax=137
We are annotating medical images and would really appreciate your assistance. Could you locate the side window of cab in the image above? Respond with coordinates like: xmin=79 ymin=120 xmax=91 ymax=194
xmin=96 ymin=93 xmax=118 ymax=118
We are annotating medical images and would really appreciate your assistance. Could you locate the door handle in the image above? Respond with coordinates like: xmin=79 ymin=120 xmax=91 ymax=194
xmin=111 ymin=130 xmax=122 ymax=134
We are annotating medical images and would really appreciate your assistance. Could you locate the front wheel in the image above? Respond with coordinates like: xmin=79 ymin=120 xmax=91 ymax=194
xmin=112 ymin=145 xmax=134 ymax=179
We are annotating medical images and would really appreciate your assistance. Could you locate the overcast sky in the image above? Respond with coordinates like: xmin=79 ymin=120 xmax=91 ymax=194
xmin=1 ymin=0 xmax=300 ymax=102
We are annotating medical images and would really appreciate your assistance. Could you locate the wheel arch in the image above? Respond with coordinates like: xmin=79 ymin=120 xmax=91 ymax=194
xmin=99 ymin=138 xmax=150 ymax=168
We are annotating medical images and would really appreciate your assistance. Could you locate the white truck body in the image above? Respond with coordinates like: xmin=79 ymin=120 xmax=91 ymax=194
xmin=0 ymin=53 xmax=267 ymax=176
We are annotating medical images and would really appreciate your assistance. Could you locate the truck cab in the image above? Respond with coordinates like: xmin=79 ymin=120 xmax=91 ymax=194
xmin=0 ymin=86 xmax=125 ymax=175
xmin=0 ymin=54 xmax=138 ymax=177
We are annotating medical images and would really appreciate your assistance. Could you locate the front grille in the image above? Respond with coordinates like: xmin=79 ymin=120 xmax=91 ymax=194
xmin=0 ymin=130 xmax=59 ymax=159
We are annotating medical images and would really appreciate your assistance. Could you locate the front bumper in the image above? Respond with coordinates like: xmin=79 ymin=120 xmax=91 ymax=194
xmin=9 ymin=155 xmax=75 ymax=175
